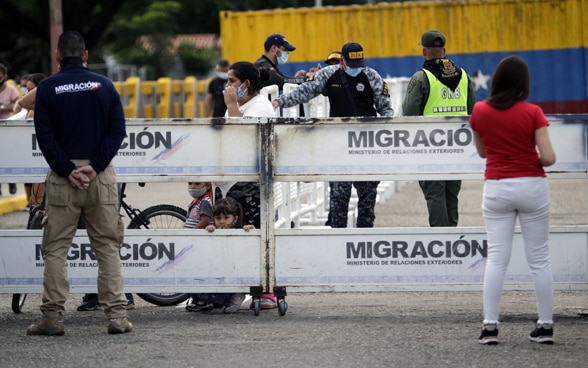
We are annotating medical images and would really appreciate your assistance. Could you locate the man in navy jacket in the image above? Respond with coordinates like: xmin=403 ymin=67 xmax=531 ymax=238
xmin=28 ymin=30 xmax=131 ymax=336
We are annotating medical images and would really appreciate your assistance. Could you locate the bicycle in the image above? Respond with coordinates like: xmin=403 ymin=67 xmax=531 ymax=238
xmin=11 ymin=182 xmax=190 ymax=313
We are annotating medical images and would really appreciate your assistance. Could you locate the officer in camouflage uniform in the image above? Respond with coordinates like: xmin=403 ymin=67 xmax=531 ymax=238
xmin=273 ymin=42 xmax=393 ymax=228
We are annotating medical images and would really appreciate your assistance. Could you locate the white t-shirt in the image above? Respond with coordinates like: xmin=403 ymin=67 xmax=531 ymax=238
xmin=225 ymin=94 xmax=276 ymax=118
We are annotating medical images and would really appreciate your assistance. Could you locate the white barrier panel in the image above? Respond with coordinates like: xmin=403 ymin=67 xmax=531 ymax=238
xmin=2 ymin=117 xmax=585 ymax=182
xmin=275 ymin=227 xmax=588 ymax=292
xmin=0 ymin=229 xmax=262 ymax=294
xmin=272 ymin=117 xmax=587 ymax=180
xmin=0 ymin=120 xmax=262 ymax=183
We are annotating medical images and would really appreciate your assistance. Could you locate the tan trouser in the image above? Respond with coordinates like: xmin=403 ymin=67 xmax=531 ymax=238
xmin=40 ymin=163 xmax=127 ymax=319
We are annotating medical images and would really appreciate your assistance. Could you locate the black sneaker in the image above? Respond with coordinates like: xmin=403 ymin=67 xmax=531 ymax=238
xmin=77 ymin=294 xmax=101 ymax=311
xmin=125 ymin=293 xmax=135 ymax=310
xmin=479 ymin=324 xmax=499 ymax=345
xmin=529 ymin=323 xmax=554 ymax=344
xmin=185 ymin=299 xmax=213 ymax=312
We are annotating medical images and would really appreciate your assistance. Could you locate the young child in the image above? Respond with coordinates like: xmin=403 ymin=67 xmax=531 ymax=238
xmin=185 ymin=197 xmax=252 ymax=313
xmin=184 ymin=182 xmax=213 ymax=229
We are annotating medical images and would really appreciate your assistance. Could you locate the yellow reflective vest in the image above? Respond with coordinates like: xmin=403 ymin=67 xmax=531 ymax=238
xmin=422 ymin=69 xmax=469 ymax=116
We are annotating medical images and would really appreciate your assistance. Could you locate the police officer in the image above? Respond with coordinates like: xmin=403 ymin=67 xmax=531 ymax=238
xmin=254 ymin=33 xmax=307 ymax=90
xmin=272 ymin=42 xmax=393 ymax=228
xmin=402 ymin=30 xmax=476 ymax=227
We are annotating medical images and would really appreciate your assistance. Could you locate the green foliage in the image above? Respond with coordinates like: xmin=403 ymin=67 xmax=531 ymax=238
xmin=0 ymin=0 xmax=401 ymax=79
xmin=177 ymin=41 xmax=219 ymax=77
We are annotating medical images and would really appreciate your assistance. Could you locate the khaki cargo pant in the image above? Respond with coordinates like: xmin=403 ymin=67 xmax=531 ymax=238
xmin=40 ymin=163 xmax=127 ymax=319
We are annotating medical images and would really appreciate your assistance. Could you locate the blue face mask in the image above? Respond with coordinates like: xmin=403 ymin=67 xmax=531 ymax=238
xmin=345 ymin=67 xmax=364 ymax=78
xmin=276 ymin=50 xmax=289 ymax=65
xmin=236 ymin=84 xmax=246 ymax=100
xmin=217 ymin=72 xmax=228 ymax=80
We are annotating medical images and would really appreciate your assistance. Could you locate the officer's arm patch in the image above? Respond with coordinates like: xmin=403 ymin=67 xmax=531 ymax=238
xmin=382 ymin=82 xmax=389 ymax=96
xmin=406 ymin=76 xmax=417 ymax=94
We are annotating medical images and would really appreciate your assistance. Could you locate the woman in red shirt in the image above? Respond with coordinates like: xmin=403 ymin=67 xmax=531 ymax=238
xmin=469 ymin=55 xmax=557 ymax=345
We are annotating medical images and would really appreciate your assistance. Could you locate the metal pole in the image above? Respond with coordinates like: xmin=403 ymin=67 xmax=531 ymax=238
xmin=49 ymin=0 xmax=63 ymax=74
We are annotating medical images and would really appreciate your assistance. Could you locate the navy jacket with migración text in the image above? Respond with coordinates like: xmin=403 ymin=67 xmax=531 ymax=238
xmin=34 ymin=57 xmax=126 ymax=177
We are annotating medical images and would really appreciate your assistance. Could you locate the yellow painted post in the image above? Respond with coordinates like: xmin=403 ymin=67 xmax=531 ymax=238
xmin=196 ymin=79 xmax=209 ymax=118
xmin=171 ymin=80 xmax=183 ymax=117
xmin=122 ymin=77 xmax=140 ymax=118
xmin=141 ymin=81 xmax=156 ymax=118
xmin=156 ymin=77 xmax=172 ymax=118
xmin=183 ymin=76 xmax=197 ymax=118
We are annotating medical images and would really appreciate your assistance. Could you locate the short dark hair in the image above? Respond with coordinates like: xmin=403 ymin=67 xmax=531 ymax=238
xmin=487 ymin=55 xmax=530 ymax=110
xmin=0 ymin=63 xmax=7 ymax=76
xmin=57 ymin=31 xmax=86 ymax=58
xmin=218 ymin=59 xmax=230 ymax=68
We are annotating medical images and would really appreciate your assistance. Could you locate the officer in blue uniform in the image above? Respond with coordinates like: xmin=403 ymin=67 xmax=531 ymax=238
xmin=273 ymin=42 xmax=393 ymax=228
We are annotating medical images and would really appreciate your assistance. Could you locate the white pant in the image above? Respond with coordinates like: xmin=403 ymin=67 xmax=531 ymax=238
xmin=482 ymin=177 xmax=554 ymax=325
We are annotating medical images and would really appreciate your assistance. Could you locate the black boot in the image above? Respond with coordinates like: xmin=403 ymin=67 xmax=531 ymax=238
xmin=77 ymin=293 xmax=101 ymax=311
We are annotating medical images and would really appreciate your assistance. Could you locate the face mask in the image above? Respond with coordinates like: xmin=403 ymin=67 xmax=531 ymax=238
xmin=345 ymin=67 xmax=364 ymax=78
xmin=217 ymin=72 xmax=228 ymax=80
xmin=219 ymin=222 xmax=236 ymax=229
xmin=21 ymin=86 xmax=28 ymax=95
xmin=188 ymin=187 xmax=207 ymax=199
xmin=236 ymin=84 xmax=246 ymax=100
xmin=276 ymin=50 xmax=289 ymax=65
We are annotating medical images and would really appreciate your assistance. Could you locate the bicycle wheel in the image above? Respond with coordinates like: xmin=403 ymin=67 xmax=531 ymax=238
xmin=136 ymin=293 xmax=191 ymax=306
xmin=127 ymin=204 xmax=189 ymax=306
xmin=127 ymin=204 xmax=186 ymax=229
xmin=13 ymin=205 xmax=45 ymax=313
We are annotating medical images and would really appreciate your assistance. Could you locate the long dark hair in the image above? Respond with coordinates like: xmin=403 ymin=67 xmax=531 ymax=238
xmin=229 ymin=61 xmax=271 ymax=95
xmin=212 ymin=197 xmax=244 ymax=228
xmin=27 ymin=73 xmax=46 ymax=87
xmin=486 ymin=55 xmax=530 ymax=110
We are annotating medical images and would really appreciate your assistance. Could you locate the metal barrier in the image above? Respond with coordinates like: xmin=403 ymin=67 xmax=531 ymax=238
xmin=1 ymin=116 xmax=587 ymax=297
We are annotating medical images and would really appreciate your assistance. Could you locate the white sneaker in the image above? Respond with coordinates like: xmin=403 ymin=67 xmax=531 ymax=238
xmin=223 ymin=293 xmax=245 ymax=314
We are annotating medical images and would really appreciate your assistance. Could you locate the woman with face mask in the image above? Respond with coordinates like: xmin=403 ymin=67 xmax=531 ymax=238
xmin=223 ymin=61 xmax=276 ymax=118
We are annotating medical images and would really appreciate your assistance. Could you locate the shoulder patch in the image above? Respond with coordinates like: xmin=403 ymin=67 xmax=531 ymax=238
xmin=406 ymin=76 xmax=417 ymax=94
xmin=382 ymin=82 xmax=389 ymax=96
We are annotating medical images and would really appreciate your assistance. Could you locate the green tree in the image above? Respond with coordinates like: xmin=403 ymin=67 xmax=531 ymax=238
xmin=0 ymin=0 xmax=126 ymax=78
xmin=0 ymin=0 xmax=396 ymax=79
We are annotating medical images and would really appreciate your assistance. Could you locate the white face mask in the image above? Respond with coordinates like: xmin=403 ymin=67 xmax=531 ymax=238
xmin=276 ymin=50 xmax=289 ymax=65
xmin=217 ymin=72 xmax=228 ymax=80
xmin=188 ymin=187 xmax=207 ymax=199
